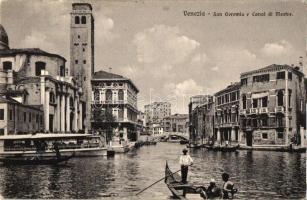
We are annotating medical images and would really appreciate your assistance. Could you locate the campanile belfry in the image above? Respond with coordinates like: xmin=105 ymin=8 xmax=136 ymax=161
xmin=70 ymin=3 xmax=95 ymax=133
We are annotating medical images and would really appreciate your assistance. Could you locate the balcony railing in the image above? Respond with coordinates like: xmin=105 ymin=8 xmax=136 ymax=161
xmin=239 ymin=109 xmax=246 ymax=115
xmin=249 ymin=108 xmax=258 ymax=114
xmin=275 ymin=106 xmax=284 ymax=113
xmin=259 ymin=107 xmax=268 ymax=114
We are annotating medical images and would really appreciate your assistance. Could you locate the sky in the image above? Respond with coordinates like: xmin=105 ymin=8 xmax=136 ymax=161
xmin=0 ymin=0 xmax=306 ymax=114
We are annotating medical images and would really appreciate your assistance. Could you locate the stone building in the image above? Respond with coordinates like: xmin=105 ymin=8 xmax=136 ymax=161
xmin=214 ymin=83 xmax=240 ymax=144
xmin=0 ymin=24 xmax=84 ymax=135
xmin=144 ymin=102 xmax=171 ymax=124
xmin=70 ymin=3 xmax=94 ymax=133
xmin=91 ymin=70 xmax=139 ymax=142
xmin=189 ymin=96 xmax=214 ymax=146
xmin=163 ymin=114 xmax=189 ymax=133
xmin=239 ymin=64 xmax=306 ymax=146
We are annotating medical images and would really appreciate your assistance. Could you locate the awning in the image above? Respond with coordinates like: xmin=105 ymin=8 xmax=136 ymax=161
xmin=251 ymin=92 xmax=269 ymax=99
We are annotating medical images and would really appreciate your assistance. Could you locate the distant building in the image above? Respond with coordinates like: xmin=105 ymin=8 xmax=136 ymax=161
xmin=239 ymin=64 xmax=306 ymax=146
xmin=189 ymin=96 xmax=214 ymax=146
xmin=91 ymin=70 xmax=139 ymax=142
xmin=163 ymin=113 xmax=189 ymax=133
xmin=188 ymin=95 xmax=211 ymax=145
xmin=144 ymin=102 xmax=171 ymax=124
xmin=0 ymin=24 xmax=84 ymax=135
xmin=214 ymin=83 xmax=240 ymax=144
xmin=150 ymin=123 xmax=164 ymax=135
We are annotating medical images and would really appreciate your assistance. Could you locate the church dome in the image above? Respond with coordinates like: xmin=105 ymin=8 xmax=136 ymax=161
xmin=0 ymin=24 xmax=9 ymax=50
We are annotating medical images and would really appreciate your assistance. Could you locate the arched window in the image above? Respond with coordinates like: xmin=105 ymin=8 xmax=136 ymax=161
xmin=35 ymin=61 xmax=46 ymax=76
xmin=70 ymin=97 xmax=74 ymax=108
xmin=81 ymin=16 xmax=86 ymax=24
xmin=118 ymin=89 xmax=124 ymax=101
xmin=3 ymin=61 xmax=12 ymax=71
xmin=242 ymin=94 xmax=247 ymax=109
xmin=277 ymin=90 xmax=284 ymax=106
xmin=49 ymin=92 xmax=55 ymax=103
xmin=75 ymin=16 xmax=80 ymax=24
xmin=106 ymin=89 xmax=112 ymax=103
xmin=94 ymin=90 xmax=100 ymax=102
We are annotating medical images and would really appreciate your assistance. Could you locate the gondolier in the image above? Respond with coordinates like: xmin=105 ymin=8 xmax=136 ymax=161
xmin=179 ymin=148 xmax=193 ymax=184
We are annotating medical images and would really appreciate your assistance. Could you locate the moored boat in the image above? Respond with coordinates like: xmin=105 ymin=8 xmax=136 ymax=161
xmin=203 ymin=144 xmax=239 ymax=152
xmin=0 ymin=133 xmax=107 ymax=161
xmin=0 ymin=153 xmax=74 ymax=165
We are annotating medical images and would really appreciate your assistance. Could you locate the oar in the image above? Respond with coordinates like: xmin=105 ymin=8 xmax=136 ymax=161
xmin=135 ymin=168 xmax=181 ymax=196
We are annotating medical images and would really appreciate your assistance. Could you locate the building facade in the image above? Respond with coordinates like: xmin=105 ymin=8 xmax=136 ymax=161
xmin=91 ymin=70 xmax=139 ymax=142
xmin=163 ymin=114 xmax=189 ymax=133
xmin=144 ymin=102 xmax=171 ymax=124
xmin=214 ymin=83 xmax=240 ymax=144
xmin=0 ymin=24 xmax=84 ymax=135
xmin=239 ymin=64 xmax=306 ymax=146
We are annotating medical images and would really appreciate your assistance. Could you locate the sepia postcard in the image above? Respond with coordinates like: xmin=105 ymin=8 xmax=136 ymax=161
xmin=0 ymin=0 xmax=306 ymax=199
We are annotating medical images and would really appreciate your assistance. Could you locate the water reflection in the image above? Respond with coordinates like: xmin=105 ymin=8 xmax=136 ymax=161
xmin=0 ymin=143 xmax=305 ymax=199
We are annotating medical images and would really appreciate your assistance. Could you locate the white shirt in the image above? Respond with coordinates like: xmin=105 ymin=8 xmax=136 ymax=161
xmin=179 ymin=154 xmax=193 ymax=166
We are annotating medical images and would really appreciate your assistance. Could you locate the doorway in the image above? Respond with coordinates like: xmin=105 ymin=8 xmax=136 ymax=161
xmin=246 ymin=131 xmax=253 ymax=146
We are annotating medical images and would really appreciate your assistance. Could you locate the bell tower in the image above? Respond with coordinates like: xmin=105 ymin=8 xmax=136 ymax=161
xmin=70 ymin=3 xmax=94 ymax=133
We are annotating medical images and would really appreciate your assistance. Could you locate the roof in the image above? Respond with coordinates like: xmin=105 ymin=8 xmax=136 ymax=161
xmin=92 ymin=70 xmax=139 ymax=92
xmin=0 ymin=133 xmax=93 ymax=140
xmin=164 ymin=114 xmax=189 ymax=119
xmin=0 ymin=96 xmax=43 ymax=111
xmin=241 ymin=64 xmax=304 ymax=77
xmin=0 ymin=24 xmax=9 ymax=48
xmin=0 ymin=48 xmax=66 ymax=61
xmin=214 ymin=82 xmax=240 ymax=96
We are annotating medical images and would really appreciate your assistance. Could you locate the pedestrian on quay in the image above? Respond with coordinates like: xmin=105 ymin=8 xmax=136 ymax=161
xmin=179 ymin=148 xmax=193 ymax=184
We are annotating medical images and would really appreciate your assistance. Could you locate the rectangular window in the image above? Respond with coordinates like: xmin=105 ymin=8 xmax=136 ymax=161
xmin=277 ymin=132 xmax=284 ymax=139
xmin=252 ymin=99 xmax=258 ymax=108
xmin=36 ymin=114 xmax=39 ymax=123
xmin=35 ymin=62 xmax=46 ymax=76
xmin=288 ymin=72 xmax=292 ymax=80
xmin=0 ymin=109 xmax=4 ymax=120
xmin=83 ymin=60 xmax=86 ymax=64
xmin=241 ymin=78 xmax=247 ymax=86
xmin=262 ymin=96 xmax=268 ymax=107
xmin=253 ymin=74 xmax=270 ymax=82
xmin=276 ymin=71 xmax=285 ymax=79
xmin=24 ymin=112 xmax=27 ymax=122
xmin=75 ymin=60 xmax=78 ymax=64
xmin=0 ymin=129 xmax=4 ymax=135
xmin=9 ymin=109 xmax=12 ymax=120
xmin=262 ymin=133 xmax=268 ymax=139
xmin=60 ymin=66 xmax=65 ymax=77
xmin=288 ymin=89 xmax=292 ymax=108
xmin=3 ymin=61 xmax=12 ymax=71
xmin=29 ymin=113 xmax=31 ymax=122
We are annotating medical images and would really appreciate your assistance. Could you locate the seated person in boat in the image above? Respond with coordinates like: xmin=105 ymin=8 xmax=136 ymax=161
xmin=206 ymin=178 xmax=222 ymax=198
xmin=179 ymin=148 xmax=193 ymax=184
xmin=222 ymin=173 xmax=237 ymax=199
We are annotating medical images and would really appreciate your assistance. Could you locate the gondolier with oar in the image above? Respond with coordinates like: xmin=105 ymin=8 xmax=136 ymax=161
xmin=179 ymin=148 xmax=193 ymax=184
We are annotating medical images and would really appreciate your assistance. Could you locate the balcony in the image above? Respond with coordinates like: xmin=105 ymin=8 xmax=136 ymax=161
xmin=275 ymin=106 xmax=284 ymax=113
xmin=239 ymin=109 xmax=246 ymax=115
xmin=259 ymin=107 xmax=268 ymax=114
xmin=249 ymin=108 xmax=258 ymax=115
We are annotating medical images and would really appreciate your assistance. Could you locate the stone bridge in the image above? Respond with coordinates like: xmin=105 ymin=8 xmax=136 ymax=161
xmin=152 ymin=132 xmax=189 ymax=140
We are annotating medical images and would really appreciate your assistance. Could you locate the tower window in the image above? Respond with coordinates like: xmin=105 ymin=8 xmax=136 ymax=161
xmin=83 ymin=48 xmax=85 ymax=52
xmin=75 ymin=60 xmax=78 ymax=64
xmin=84 ymin=77 xmax=86 ymax=81
xmin=75 ymin=16 xmax=80 ymax=24
xmin=81 ymin=16 xmax=86 ymax=24
xmin=35 ymin=61 xmax=46 ymax=76
xmin=3 ymin=61 xmax=12 ymax=71
xmin=60 ymin=66 xmax=65 ymax=77
xmin=78 ymin=35 xmax=80 ymax=39
xmin=83 ymin=60 xmax=86 ymax=64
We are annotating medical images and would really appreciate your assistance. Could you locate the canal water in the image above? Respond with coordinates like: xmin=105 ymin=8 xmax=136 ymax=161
xmin=0 ymin=143 xmax=305 ymax=199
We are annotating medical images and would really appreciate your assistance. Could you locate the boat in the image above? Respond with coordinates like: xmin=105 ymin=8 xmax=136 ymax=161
xmin=203 ymin=144 xmax=239 ymax=152
xmin=0 ymin=153 xmax=74 ymax=165
xmin=165 ymin=162 xmax=207 ymax=199
xmin=186 ymin=143 xmax=202 ymax=149
xmin=180 ymin=140 xmax=189 ymax=145
xmin=0 ymin=133 xmax=107 ymax=161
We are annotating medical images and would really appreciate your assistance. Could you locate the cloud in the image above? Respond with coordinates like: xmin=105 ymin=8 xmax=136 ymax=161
xmin=133 ymin=24 xmax=200 ymax=65
xmin=191 ymin=53 xmax=208 ymax=64
xmin=261 ymin=40 xmax=292 ymax=57
xmin=95 ymin=11 xmax=116 ymax=42
xmin=165 ymin=79 xmax=204 ymax=97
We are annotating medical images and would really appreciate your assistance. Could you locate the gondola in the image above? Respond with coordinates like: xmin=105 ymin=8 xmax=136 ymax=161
xmin=180 ymin=140 xmax=189 ymax=145
xmin=203 ymin=144 xmax=239 ymax=152
xmin=0 ymin=153 xmax=75 ymax=165
xmin=164 ymin=162 xmax=207 ymax=199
